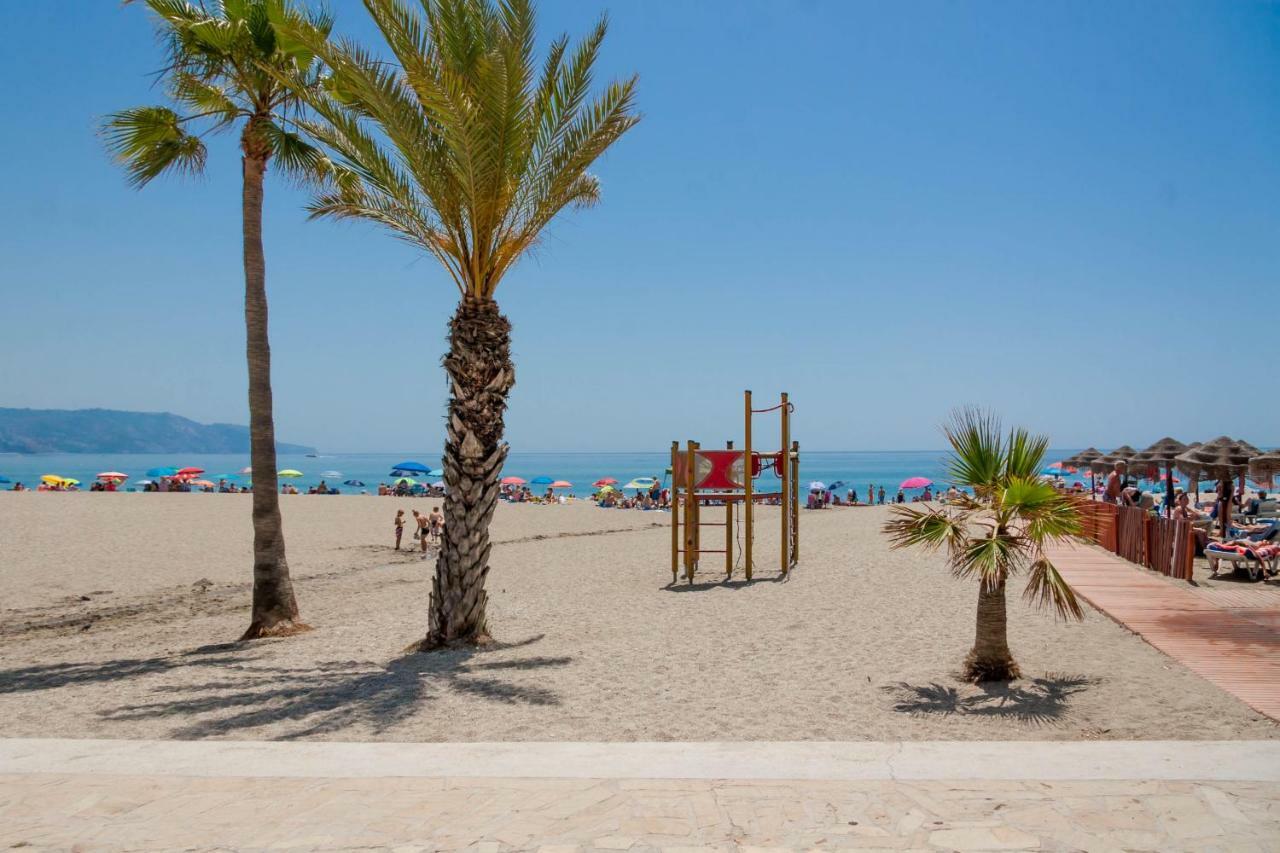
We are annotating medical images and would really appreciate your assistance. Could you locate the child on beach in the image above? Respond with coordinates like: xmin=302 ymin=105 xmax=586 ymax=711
xmin=394 ymin=509 xmax=405 ymax=550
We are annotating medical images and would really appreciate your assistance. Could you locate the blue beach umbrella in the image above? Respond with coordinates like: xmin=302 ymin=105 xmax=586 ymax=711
xmin=0 ymin=476 xmax=10 ymax=484
xmin=428 ymin=468 xmax=443 ymax=477
xmin=392 ymin=461 xmax=430 ymax=474
xmin=530 ymin=476 xmax=555 ymax=485
xmin=146 ymin=466 xmax=177 ymax=478
xmin=343 ymin=479 xmax=366 ymax=487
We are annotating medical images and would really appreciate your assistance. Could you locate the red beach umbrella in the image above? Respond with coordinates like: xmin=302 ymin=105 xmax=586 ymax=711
xmin=593 ymin=478 xmax=618 ymax=487
xmin=500 ymin=476 xmax=526 ymax=485
xmin=96 ymin=472 xmax=129 ymax=481
xmin=177 ymin=467 xmax=204 ymax=476
xmin=900 ymin=477 xmax=932 ymax=490
xmin=550 ymin=480 xmax=573 ymax=488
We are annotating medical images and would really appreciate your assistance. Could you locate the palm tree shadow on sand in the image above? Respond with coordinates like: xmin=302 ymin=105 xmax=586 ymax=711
xmin=0 ymin=636 xmax=569 ymax=740
xmin=881 ymin=674 xmax=1097 ymax=725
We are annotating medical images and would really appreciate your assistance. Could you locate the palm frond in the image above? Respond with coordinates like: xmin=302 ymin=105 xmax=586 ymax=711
xmin=882 ymin=504 xmax=968 ymax=553
xmin=1023 ymin=556 xmax=1085 ymax=620
xmin=953 ymin=531 xmax=1020 ymax=590
xmin=1005 ymin=426 xmax=1050 ymax=481
xmin=101 ymin=106 xmax=208 ymax=187
xmin=259 ymin=120 xmax=331 ymax=185
xmin=944 ymin=407 xmax=1004 ymax=495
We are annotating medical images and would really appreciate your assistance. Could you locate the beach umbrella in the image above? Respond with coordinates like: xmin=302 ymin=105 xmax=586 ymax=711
xmin=391 ymin=461 xmax=430 ymax=473
xmin=431 ymin=480 xmax=446 ymax=489
xmin=0 ymin=476 xmax=9 ymax=484
xmin=593 ymin=477 xmax=618 ymax=487
xmin=40 ymin=474 xmax=65 ymax=485
xmin=191 ymin=479 xmax=215 ymax=488
xmin=62 ymin=478 xmax=80 ymax=486
xmin=500 ymin=476 xmax=526 ymax=486
xmin=146 ymin=466 xmax=178 ymax=478
xmin=808 ymin=480 xmax=826 ymax=491
xmin=1089 ymin=446 xmax=1138 ymax=474
xmin=321 ymin=470 xmax=342 ymax=478
xmin=550 ymin=480 xmax=573 ymax=488
xmin=343 ymin=479 xmax=366 ymax=487
xmin=97 ymin=471 xmax=129 ymax=481
xmin=1175 ymin=437 xmax=1255 ymax=537
xmin=136 ymin=479 xmax=154 ymax=486
xmin=393 ymin=477 xmax=417 ymax=486
xmin=530 ymin=476 xmax=555 ymax=485
xmin=900 ymin=476 xmax=932 ymax=490
xmin=598 ymin=484 xmax=618 ymax=493
xmin=278 ymin=469 xmax=304 ymax=478
xmin=1130 ymin=437 xmax=1188 ymax=515
xmin=1062 ymin=448 xmax=1102 ymax=494
xmin=239 ymin=466 xmax=253 ymax=475
xmin=176 ymin=467 xmax=204 ymax=476
xmin=624 ymin=477 xmax=658 ymax=490
xmin=1248 ymin=451 xmax=1280 ymax=489
xmin=428 ymin=468 xmax=443 ymax=477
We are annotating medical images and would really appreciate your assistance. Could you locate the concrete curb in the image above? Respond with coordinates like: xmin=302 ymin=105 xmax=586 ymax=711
xmin=2 ymin=739 xmax=1279 ymax=781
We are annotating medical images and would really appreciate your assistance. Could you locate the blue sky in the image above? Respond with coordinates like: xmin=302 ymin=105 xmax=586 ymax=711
xmin=1 ymin=1 xmax=1277 ymax=452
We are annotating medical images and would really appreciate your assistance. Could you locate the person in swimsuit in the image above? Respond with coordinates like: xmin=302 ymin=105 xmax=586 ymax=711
xmin=1103 ymin=461 xmax=1127 ymax=504
xmin=877 ymin=486 xmax=886 ymax=505
xmin=394 ymin=509 xmax=405 ymax=550
xmin=416 ymin=510 xmax=431 ymax=552
xmin=429 ymin=506 xmax=444 ymax=544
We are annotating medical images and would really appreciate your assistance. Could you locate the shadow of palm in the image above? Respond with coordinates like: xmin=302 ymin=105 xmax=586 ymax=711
xmin=882 ymin=674 xmax=1095 ymax=725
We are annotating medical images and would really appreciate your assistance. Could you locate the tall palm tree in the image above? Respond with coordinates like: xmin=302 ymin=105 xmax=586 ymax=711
xmin=275 ymin=0 xmax=638 ymax=649
xmin=103 ymin=0 xmax=334 ymax=639
xmin=883 ymin=409 xmax=1084 ymax=682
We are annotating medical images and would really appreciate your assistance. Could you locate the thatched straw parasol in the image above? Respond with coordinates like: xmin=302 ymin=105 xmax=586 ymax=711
xmin=1065 ymin=448 xmax=1103 ymax=495
xmin=1130 ymin=437 xmax=1187 ymax=516
xmin=1248 ymin=450 xmax=1280 ymax=489
xmin=1174 ymin=437 xmax=1256 ymax=537
xmin=1089 ymin=445 xmax=1138 ymax=474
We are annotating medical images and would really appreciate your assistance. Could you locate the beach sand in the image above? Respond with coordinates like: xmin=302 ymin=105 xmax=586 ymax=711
xmin=0 ymin=493 xmax=1275 ymax=742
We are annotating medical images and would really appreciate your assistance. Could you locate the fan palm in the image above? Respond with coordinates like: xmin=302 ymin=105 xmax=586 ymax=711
xmin=275 ymin=0 xmax=638 ymax=649
xmin=102 ymin=0 xmax=334 ymax=639
xmin=883 ymin=409 xmax=1085 ymax=682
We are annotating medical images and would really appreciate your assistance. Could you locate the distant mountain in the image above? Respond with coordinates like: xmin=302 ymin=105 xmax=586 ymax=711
xmin=0 ymin=408 xmax=315 ymax=454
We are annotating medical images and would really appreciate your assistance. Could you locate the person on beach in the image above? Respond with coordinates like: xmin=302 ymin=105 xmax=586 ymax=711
xmin=877 ymin=486 xmax=886 ymax=505
xmin=416 ymin=509 xmax=431 ymax=552
xmin=429 ymin=506 xmax=444 ymax=544
xmin=1103 ymin=461 xmax=1127 ymax=504
xmin=394 ymin=509 xmax=405 ymax=550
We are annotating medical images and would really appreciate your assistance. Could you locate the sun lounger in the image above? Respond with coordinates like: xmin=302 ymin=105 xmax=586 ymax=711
xmin=1206 ymin=542 xmax=1279 ymax=582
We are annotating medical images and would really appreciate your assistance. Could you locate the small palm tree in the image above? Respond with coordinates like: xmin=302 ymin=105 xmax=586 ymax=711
xmin=103 ymin=0 xmax=334 ymax=639
xmin=883 ymin=409 xmax=1084 ymax=682
xmin=275 ymin=0 xmax=638 ymax=649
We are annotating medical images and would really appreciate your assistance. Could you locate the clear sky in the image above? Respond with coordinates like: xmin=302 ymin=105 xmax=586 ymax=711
xmin=1 ymin=1 xmax=1277 ymax=452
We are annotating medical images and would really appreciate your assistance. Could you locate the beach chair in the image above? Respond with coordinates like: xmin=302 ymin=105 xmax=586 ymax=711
xmin=1206 ymin=543 xmax=1279 ymax=582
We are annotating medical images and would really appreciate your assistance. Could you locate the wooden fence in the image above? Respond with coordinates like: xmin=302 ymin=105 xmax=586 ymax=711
xmin=1074 ymin=499 xmax=1195 ymax=581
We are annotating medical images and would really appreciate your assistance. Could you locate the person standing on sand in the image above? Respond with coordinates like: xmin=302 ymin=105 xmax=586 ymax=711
xmin=429 ymin=506 xmax=444 ymax=545
xmin=416 ymin=509 xmax=431 ymax=552
xmin=394 ymin=509 xmax=405 ymax=550
xmin=878 ymin=486 xmax=886 ymax=505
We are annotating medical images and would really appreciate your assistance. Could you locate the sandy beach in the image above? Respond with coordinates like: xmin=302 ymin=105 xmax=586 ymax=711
xmin=0 ymin=493 xmax=1274 ymax=742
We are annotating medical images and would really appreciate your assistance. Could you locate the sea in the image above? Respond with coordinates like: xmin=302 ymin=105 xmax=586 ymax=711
xmin=0 ymin=450 xmax=1090 ymax=497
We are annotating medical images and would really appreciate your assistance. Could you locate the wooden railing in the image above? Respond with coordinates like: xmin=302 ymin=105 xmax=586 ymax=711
xmin=1072 ymin=499 xmax=1194 ymax=581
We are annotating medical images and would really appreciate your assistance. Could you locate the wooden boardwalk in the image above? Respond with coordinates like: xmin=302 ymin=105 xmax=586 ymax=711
xmin=1046 ymin=541 xmax=1280 ymax=722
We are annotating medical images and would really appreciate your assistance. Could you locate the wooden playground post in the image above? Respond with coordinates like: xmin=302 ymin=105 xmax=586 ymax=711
xmin=743 ymin=390 xmax=753 ymax=580
xmin=684 ymin=440 xmax=697 ymax=582
xmin=779 ymin=391 xmax=790 ymax=573
xmin=726 ymin=440 xmax=735 ymax=577
xmin=791 ymin=440 xmax=800 ymax=565
xmin=670 ymin=440 xmax=679 ymax=583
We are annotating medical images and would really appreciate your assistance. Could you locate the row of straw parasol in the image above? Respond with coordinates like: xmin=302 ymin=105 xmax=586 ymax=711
xmin=1061 ymin=437 xmax=1280 ymax=537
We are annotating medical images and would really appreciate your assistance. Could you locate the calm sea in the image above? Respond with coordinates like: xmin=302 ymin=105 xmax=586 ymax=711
xmin=0 ymin=450 xmax=1088 ymax=496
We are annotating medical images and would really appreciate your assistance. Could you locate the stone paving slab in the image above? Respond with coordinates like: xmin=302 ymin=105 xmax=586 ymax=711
xmin=2 ymin=773 xmax=1278 ymax=851
xmin=4 ymin=738 xmax=1280 ymax=782
xmin=3 ymin=740 xmax=1279 ymax=851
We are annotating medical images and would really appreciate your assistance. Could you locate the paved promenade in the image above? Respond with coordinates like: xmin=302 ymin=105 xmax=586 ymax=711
xmin=3 ymin=739 xmax=1279 ymax=851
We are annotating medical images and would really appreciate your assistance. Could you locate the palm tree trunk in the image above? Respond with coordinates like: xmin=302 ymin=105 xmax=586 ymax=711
xmin=239 ymin=125 xmax=307 ymax=640
xmin=419 ymin=296 xmax=514 ymax=650
xmin=965 ymin=577 xmax=1020 ymax=682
